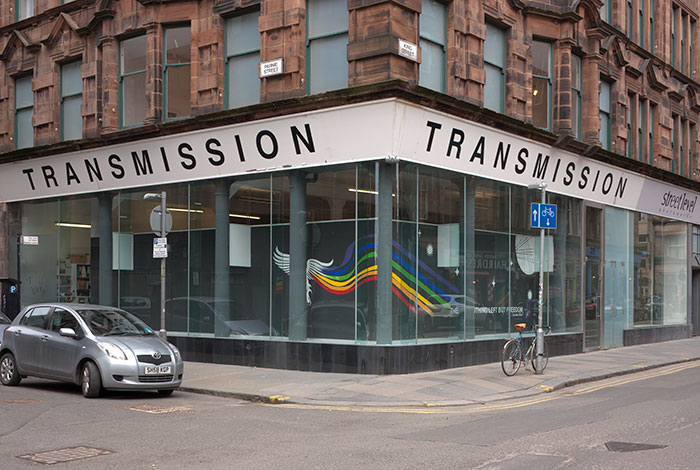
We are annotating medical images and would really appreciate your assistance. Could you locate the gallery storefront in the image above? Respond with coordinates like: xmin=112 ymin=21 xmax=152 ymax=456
xmin=0 ymin=98 xmax=695 ymax=373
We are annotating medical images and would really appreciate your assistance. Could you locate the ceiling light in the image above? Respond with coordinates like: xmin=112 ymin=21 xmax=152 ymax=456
xmin=55 ymin=222 xmax=91 ymax=229
xmin=229 ymin=213 xmax=261 ymax=220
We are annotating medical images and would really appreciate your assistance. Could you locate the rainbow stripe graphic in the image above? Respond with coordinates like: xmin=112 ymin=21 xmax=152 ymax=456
xmin=307 ymin=235 xmax=461 ymax=313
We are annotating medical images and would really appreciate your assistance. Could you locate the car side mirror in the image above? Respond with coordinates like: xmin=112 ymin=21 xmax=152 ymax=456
xmin=59 ymin=327 xmax=77 ymax=338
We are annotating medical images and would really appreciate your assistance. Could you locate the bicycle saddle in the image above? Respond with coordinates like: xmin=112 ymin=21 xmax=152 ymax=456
xmin=514 ymin=323 xmax=527 ymax=331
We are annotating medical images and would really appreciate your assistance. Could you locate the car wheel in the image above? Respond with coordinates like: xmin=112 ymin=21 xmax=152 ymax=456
xmin=157 ymin=389 xmax=174 ymax=396
xmin=0 ymin=352 xmax=21 ymax=386
xmin=81 ymin=361 xmax=102 ymax=398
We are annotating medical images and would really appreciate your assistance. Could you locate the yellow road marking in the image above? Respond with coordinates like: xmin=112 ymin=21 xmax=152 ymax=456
xmin=269 ymin=395 xmax=291 ymax=403
xmin=261 ymin=361 xmax=700 ymax=415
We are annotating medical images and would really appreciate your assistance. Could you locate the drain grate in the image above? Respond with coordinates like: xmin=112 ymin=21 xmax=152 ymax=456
xmin=605 ymin=441 xmax=667 ymax=452
xmin=124 ymin=403 xmax=195 ymax=414
xmin=1 ymin=398 xmax=43 ymax=404
xmin=17 ymin=446 xmax=112 ymax=465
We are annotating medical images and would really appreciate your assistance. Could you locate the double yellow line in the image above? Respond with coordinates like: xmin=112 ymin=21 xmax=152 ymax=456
xmin=264 ymin=361 xmax=700 ymax=415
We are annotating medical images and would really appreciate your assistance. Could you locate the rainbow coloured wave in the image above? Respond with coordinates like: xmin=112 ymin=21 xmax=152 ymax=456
xmin=308 ymin=235 xmax=461 ymax=313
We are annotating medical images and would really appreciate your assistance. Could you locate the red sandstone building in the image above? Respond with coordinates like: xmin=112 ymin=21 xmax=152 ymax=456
xmin=0 ymin=0 xmax=698 ymax=373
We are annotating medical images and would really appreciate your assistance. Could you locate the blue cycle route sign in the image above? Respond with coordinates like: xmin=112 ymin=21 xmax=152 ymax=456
xmin=530 ymin=203 xmax=557 ymax=229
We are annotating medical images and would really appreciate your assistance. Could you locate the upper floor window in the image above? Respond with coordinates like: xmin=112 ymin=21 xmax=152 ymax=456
xmin=532 ymin=40 xmax=551 ymax=130
xmin=648 ymin=103 xmax=655 ymax=165
xmin=672 ymin=5 xmax=696 ymax=77
xmin=690 ymin=123 xmax=696 ymax=177
xmin=419 ymin=0 xmax=447 ymax=93
xmin=637 ymin=98 xmax=646 ymax=161
xmin=61 ymin=61 xmax=82 ymax=141
xmin=120 ymin=35 xmax=147 ymax=128
xmin=649 ymin=0 xmax=654 ymax=53
xmin=484 ymin=23 xmax=505 ymax=113
xmin=599 ymin=80 xmax=611 ymax=150
xmin=627 ymin=0 xmax=653 ymax=50
xmin=164 ymin=25 xmax=191 ymax=120
xmin=306 ymin=0 xmax=348 ymax=94
xmin=15 ymin=75 xmax=33 ymax=149
xmin=16 ymin=0 xmax=33 ymax=21
xmin=600 ymin=0 xmax=610 ymax=23
xmin=572 ymin=54 xmax=582 ymax=139
xmin=226 ymin=11 xmax=260 ymax=109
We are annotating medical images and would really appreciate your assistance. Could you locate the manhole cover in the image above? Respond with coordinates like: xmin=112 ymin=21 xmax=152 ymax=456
xmin=17 ymin=446 xmax=112 ymax=465
xmin=605 ymin=441 xmax=667 ymax=452
xmin=124 ymin=403 xmax=195 ymax=414
xmin=1 ymin=398 xmax=43 ymax=404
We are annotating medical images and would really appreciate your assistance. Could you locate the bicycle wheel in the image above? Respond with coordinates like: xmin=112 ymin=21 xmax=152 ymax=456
xmin=501 ymin=339 xmax=522 ymax=376
xmin=529 ymin=338 xmax=549 ymax=373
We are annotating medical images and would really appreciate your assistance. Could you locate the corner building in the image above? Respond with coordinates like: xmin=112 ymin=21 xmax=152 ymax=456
xmin=0 ymin=0 xmax=699 ymax=373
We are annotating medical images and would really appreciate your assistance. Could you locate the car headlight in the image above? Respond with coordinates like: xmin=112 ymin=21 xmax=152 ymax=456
xmin=96 ymin=342 xmax=127 ymax=360
xmin=169 ymin=344 xmax=181 ymax=360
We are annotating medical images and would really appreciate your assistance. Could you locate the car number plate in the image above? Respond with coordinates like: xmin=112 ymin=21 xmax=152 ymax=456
xmin=145 ymin=365 xmax=172 ymax=375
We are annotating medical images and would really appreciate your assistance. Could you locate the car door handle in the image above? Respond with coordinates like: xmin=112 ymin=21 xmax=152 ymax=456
xmin=40 ymin=335 xmax=49 ymax=342
xmin=13 ymin=330 xmax=21 ymax=336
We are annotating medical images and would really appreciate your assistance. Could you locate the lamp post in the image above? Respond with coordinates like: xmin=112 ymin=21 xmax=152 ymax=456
xmin=144 ymin=191 xmax=167 ymax=339
xmin=527 ymin=181 xmax=547 ymax=374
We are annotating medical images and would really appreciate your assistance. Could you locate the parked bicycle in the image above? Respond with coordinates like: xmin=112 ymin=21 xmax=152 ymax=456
xmin=501 ymin=323 xmax=551 ymax=376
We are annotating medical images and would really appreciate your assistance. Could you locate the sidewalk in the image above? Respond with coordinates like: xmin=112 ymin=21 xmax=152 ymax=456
xmin=179 ymin=337 xmax=700 ymax=407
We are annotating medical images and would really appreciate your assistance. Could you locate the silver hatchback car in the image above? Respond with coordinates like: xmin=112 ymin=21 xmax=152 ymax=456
xmin=0 ymin=303 xmax=183 ymax=398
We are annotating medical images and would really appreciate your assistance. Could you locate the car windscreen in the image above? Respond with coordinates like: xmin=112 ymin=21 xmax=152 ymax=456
xmin=76 ymin=308 xmax=154 ymax=336
xmin=0 ymin=311 xmax=10 ymax=323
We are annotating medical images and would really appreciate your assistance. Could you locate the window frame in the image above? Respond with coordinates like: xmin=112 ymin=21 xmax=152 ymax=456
xmin=14 ymin=74 xmax=33 ymax=150
xmin=649 ymin=0 xmax=654 ymax=53
xmin=484 ymin=22 xmax=505 ymax=113
xmin=119 ymin=34 xmax=148 ymax=129
xmin=225 ymin=10 xmax=261 ymax=109
xmin=60 ymin=60 xmax=83 ymax=142
xmin=163 ymin=24 xmax=191 ymax=121
xmin=571 ymin=53 xmax=582 ymax=139
xmin=305 ymin=0 xmax=349 ymax=95
xmin=15 ymin=0 xmax=34 ymax=21
xmin=532 ymin=39 xmax=553 ymax=131
xmin=599 ymin=79 xmax=612 ymax=151
xmin=649 ymin=102 xmax=656 ymax=165
xmin=418 ymin=0 xmax=448 ymax=93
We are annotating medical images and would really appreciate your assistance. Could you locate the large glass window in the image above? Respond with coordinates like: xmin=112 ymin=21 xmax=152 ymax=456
xmin=61 ymin=61 xmax=82 ymax=141
xmin=632 ymin=214 xmax=688 ymax=326
xmin=226 ymin=11 xmax=260 ymax=109
xmin=8 ymin=164 xmax=688 ymax=346
xmin=120 ymin=35 xmax=147 ymax=127
xmin=307 ymin=0 xmax=348 ymax=94
xmin=532 ymin=40 xmax=551 ymax=130
xmin=419 ymin=0 xmax=447 ymax=93
xmin=164 ymin=26 xmax=191 ymax=120
xmin=484 ymin=23 xmax=505 ymax=113
xmin=15 ymin=75 xmax=33 ymax=150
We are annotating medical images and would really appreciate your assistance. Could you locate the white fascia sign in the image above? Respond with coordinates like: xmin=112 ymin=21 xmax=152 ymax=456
xmin=398 ymin=39 xmax=418 ymax=62
xmin=1 ymin=98 xmax=699 ymax=225
xmin=260 ymin=59 xmax=283 ymax=77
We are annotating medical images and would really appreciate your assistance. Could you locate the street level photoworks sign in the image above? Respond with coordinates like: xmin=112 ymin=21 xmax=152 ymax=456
xmin=1 ymin=99 xmax=698 ymax=225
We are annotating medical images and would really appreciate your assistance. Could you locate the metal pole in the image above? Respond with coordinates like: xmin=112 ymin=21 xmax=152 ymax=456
xmin=16 ymin=234 xmax=20 ymax=305
xmin=535 ymin=186 xmax=545 ymax=374
xmin=160 ymin=191 xmax=167 ymax=340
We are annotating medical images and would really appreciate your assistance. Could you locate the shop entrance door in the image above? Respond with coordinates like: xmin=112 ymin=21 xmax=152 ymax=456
xmin=584 ymin=204 xmax=603 ymax=350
